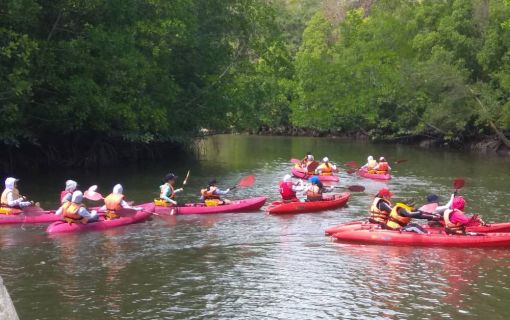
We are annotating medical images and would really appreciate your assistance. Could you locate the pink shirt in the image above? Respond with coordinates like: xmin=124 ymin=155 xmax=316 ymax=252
xmin=450 ymin=210 xmax=479 ymax=227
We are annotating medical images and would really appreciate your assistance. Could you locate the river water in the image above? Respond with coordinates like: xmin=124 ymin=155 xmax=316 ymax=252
xmin=2 ymin=134 xmax=510 ymax=319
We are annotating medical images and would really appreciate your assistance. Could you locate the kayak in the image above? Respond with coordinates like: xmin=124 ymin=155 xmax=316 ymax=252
xmin=291 ymin=167 xmax=340 ymax=182
xmin=0 ymin=207 xmax=60 ymax=225
xmin=142 ymin=197 xmax=267 ymax=215
xmin=46 ymin=208 xmax=153 ymax=234
xmin=331 ymin=229 xmax=510 ymax=247
xmin=325 ymin=221 xmax=510 ymax=235
xmin=267 ymin=193 xmax=350 ymax=214
xmin=357 ymin=168 xmax=391 ymax=181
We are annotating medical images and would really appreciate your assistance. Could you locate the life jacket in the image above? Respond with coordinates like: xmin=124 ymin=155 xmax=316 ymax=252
xmin=62 ymin=202 xmax=85 ymax=224
xmin=279 ymin=181 xmax=297 ymax=200
xmin=306 ymin=185 xmax=323 ymax=202
xmin=367 ymin=159 xmax=377 ymax=169
xmin=369 ymin=197 xmax=392 ymax=225
xmin=318 ymin=163 xmax=333 ymax=176
xmin=1 ymin=188 xmax=21 ymax=207
xmin=60 ymin=190 xmax=72 ymax=203
xmin=104 ymin=193 xmax=124 ymax=220
xmin=443 ymin=209 xmax=466 ymax=234
xmin=160 ymin=183 xmax=175 ymax=200
xmin=377 ymin=161 xmax=389 ymax=172
xmin=201 ymin=186 xmax=220 ymax=200
xmin=386 ymin=203 xmax=414 ymax=230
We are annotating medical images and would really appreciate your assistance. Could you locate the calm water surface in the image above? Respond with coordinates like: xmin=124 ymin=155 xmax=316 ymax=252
xmin=2 ymin=134 xmax=510 ymax=319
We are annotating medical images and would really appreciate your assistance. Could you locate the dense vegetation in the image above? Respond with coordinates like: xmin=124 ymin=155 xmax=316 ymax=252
xmin=1 ymin=0 xmax=510 ymax=167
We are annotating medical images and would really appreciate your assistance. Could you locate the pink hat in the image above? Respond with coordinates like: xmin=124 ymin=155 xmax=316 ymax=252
xmin=452 ymin=196 xmax=465 ymax=210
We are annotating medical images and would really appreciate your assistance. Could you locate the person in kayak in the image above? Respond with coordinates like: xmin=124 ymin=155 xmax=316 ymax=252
xmin=361 ymin=156 xmax=378 ymax=172
xmin=374 ymin=157 xmax=391 ymax=174
xmin=385 ymin=202 xmax=432 ymax=234
xmin=300 ymin=152 xmax=314 ymax=168
xmin=369 ymin=188 xmax=393 ymax=225
xmin=305 ymin=176 xmax=325 ymax=202
xmin=443 ymin=196 xmax=485 ymax=235
xmin=100 ymin=184 xmax=141 ymax=220
xmin=0 ymin=177 xmax=36 ymax=214
xmin=279 ymin=174 xmax=303 ymax=202
xmin=56 ymin=191 xmax=98 ymax=224
xmin=158 ymin=173 xmax=183 ymax=206
xmin=60 ymin=180 xmax=78 ymax=204
xmin=200 ymin=179 xmax=231 ymax=205
xmin=315 ymin=157 xmax=337 ymax=176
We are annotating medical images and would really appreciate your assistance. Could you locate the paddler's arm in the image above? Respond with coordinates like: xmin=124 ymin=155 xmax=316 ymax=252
xmin=160 ymin=185 xmax=177 ymax=204
xmin=78 ymin=207 xmax=97 ymax=219
xmin=6 ymin=192 xmax=31 ymax=208
xmin=378 ymin=201 xmax=392 ymax=213
xmin=433 ymin=194 xmax=454 ymax=214
xmin=397 ymin=208 xmax=424 ymax=218
xmin=215 ymin=188 xmax=230 ymax=195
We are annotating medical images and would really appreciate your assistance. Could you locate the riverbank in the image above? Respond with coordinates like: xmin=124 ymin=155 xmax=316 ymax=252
xmin=251 ymin=126 xmax=510 ymax=156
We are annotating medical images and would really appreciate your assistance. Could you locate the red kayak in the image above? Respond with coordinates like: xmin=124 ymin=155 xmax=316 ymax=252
xmin=325 ymin=220 xmax=510 ymax=235
xmin=357 ymin=168 xmax=391 ymax=181
xmin=47 ymin=208 xmax=153 ymax=234
xmin=0 ymin=207 xmax=61 ymax=225
xmin=142 ymin=197 xmax=266 ymax=215
xmin=267 ymin=193 xmax=350 ymax=214
xmin=291 ymin=167 xmax=340 ymax=182
xmin=331 ymin=228 xmax=510 ymax=247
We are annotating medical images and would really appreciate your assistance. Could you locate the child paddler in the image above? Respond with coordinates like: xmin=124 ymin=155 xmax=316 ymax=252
xmin=0 ymin=177 xmax=37 ymax=214
xmin=157 ymin=173 xmax=183 ymax=206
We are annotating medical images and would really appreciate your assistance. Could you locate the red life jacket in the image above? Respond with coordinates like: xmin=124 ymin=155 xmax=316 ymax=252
xmin=60 ymin=191 xmax=71 ymax=203
xmin=378 ymin=162 xmax=389 ymax=171
xmin=279 ymin=181 xmax=296 ymax=200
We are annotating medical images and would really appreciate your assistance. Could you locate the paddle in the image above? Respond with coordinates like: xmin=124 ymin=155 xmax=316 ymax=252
xmin=182 ymin=170 xmax=191 ymax=186
xmin=84 ymin=185 xmax=104 ymax=201
xmin=394 ymin=159 xmax=408 ymax=164
xmin=334 ymin=185 xmax=365 ymax=192
xmin=230 ymin=175 xmax=256 ymax=190
xmin=306 ymin=161 xmax=320 ymax=173
xmin=453 ymin=177 xmax=465 ymax=190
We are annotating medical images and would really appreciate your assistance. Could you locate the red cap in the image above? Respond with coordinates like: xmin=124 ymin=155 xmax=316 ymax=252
xmin=378 ymin=188 xmax=393 ymax=198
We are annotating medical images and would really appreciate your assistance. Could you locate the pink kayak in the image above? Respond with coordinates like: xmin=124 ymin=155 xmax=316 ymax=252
xmin=141 ymin=197 xmax=266 ymax=215
xmin=291 ymin=167 xmax=340 ymax=182
xmin=0 ymin=207 xmax=61 ymax=225
xmin=46 ymin=208 xmax=153 ymax=234
xmin=357 ymin=168 xmax=391 ymax=181
xmin=325 ymin=220 xmax=510 ymax=235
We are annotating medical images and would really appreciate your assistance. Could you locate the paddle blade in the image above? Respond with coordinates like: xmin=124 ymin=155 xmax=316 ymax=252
xmin=453 ymin=177 xmax=465 ymax=190
xmin=418 ymin=203 xmax=438 ymax=214
xmin=84 ymin=185 xmax=104 ymax=201
xmin=345 ymin=161 xmax=358 ymax=168
xmin=347 ymin=185 xmax=365 ymax=192
xmin=394 ymin=159 xmax=407 ymax=164
xmin=307 ymin=161 xmax=319 ymax=173
xmin=347 ymin=169 xmax=357 ymax=175
xmin=290 ymin=158 xmax=301 ymax=165
xmin=237 ymin=175 xmax=256 ymax=188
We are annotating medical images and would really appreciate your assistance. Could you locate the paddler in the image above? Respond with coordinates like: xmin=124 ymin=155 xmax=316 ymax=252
xmin=374 ymin=157 xmax=391 ymax=173
xmin=315 ymin=157 xmax=337 ymax=176
xmin=385 ymin=201 xmax=433 ymax=234
xmin=300 ymin=152 xmax=314 ymax=168
xmin=305 ymin=176 xmax=325 ymax=202
xmin=369 ymin=188 xmax=393 ymax=225
xmin=158 ymin=173 xmax=183 ymax=206
xmin=60 ymin=180 xmax=78 ymax=204
xmin=443 ymin=196 xmax=485 ymax=235
xmin=55 ymin=191 xmax=98 ymax=224
xmin=361 ymin=156 xmax=378 ymax=172
xmin=100 ymin=184 xmax=141 ymax=220
xmin=279 ymin=174 xmax=303 ymax=202
xmin=1 ymin=177 xmax=34 ymax=212
xmin=200 ymin=179 xmax=231 ymax=205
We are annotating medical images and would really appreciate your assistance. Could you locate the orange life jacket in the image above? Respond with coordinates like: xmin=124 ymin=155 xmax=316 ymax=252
xmin=201 ymin=186 xmax=220 ymax=200
xmin=104 ymin=193 xmax=124 ymax=220
xmin=318 ymin=163 xmax=333 ymax=176
xmin=62 ymin=202 xmax=85 ymax=224
xmin=386 ymin=203 xmax=413 ymax=230
xmin=377 ymin=161 xmax=389 ymax=172
xmin=1 ymin=188 xmax=21 ymax=207
xmin=369 ymin=197 xmax=392 ymax=224
xmin=306 ymin=185 xmax=323 ymax=202
xmin=443 ymin=209 xmax=466 ymax=234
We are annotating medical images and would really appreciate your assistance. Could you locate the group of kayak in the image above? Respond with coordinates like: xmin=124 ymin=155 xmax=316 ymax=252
xmin=0 ymin=174 xmax=267 ymax=234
